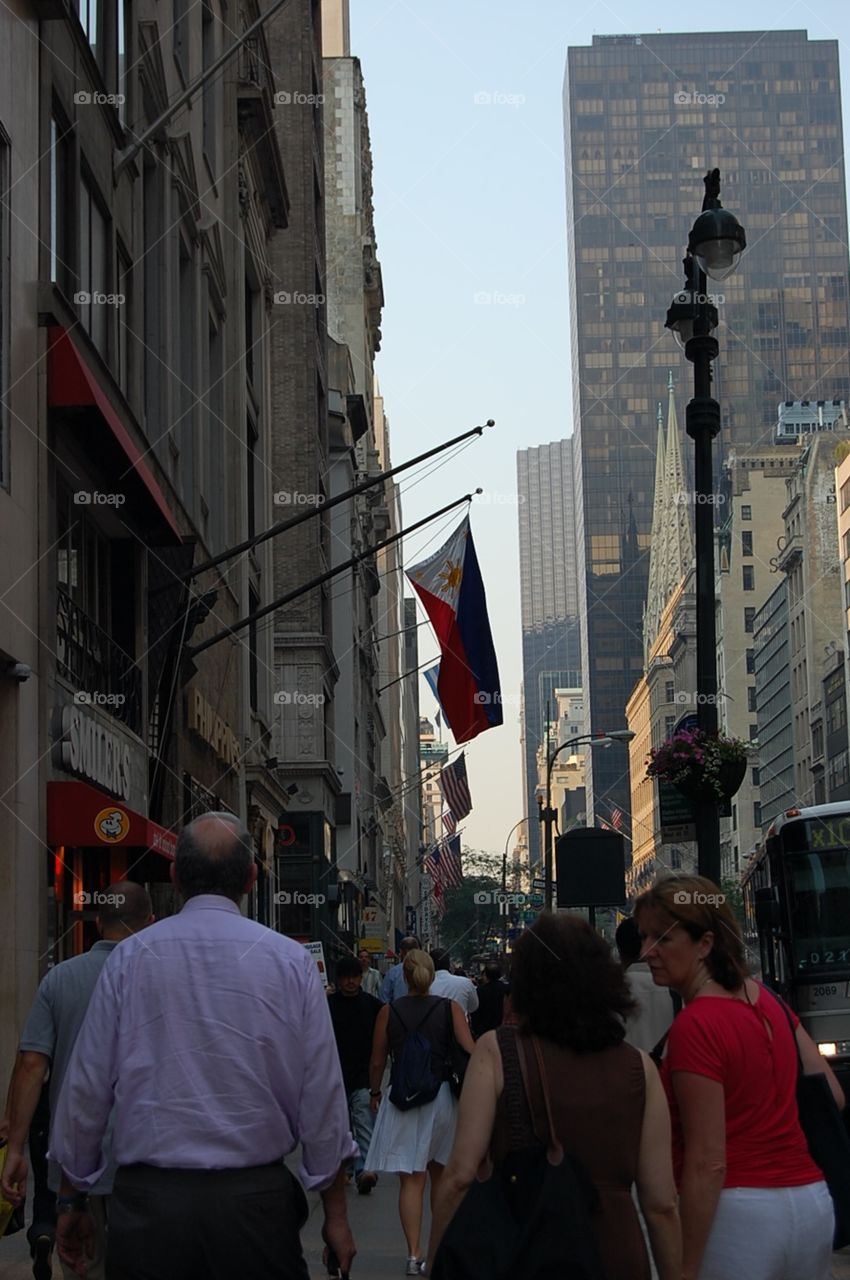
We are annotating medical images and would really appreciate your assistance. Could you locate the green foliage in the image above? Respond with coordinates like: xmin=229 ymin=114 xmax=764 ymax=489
xmin=438 ymin=871 xmax=502 ymax=968
xmin=720 ymin=876 xmax=746 ymax=933
xmin=834 ymin=440 xmax=850 ymax=465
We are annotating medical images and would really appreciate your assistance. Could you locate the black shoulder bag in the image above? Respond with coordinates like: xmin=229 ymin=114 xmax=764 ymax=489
xmin=431 ymin=1029 xmax=607 ymax=1280
xmin=777 ymin=997 xmax=850 ymax=1248
xmin=443 ymin=999 xmax=470 ymax=1099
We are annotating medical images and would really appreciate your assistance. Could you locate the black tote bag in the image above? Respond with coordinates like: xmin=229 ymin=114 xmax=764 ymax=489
xmin=431 ymin=1034 xmax=606 ymax=1280
xmin=778 ymin=998 xmax=850 ymax=1248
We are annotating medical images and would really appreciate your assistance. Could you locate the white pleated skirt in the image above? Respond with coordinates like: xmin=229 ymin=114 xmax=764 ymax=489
xmin=364 ymin=1081 xmax=457 ymax=1174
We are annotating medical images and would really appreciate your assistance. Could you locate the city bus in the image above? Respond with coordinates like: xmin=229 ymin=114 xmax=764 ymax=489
xmin=742 ymin=803 xmax=850 ymax=1090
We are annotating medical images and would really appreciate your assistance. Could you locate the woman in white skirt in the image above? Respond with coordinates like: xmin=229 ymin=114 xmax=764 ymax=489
xmin=366 ymin=949 xmax=475 ymax=1276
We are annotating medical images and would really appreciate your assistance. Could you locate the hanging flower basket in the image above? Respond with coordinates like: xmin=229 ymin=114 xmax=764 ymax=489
xmin=646 ymin=728 xmax=750 ymax=804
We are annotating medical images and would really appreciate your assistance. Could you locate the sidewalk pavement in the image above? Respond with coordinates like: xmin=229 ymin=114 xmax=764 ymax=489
xmin=0 ymin=1172 xmax=423 ymax=1280
xmin=4 ymin=1181 xmax=850 ymax=1280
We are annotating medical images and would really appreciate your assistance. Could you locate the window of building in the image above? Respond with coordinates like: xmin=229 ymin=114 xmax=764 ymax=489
xmin=750 ymin=723 xmax=758 ymax=741
xmin=77 ymin=0 xmax=103 ymax=70
xmin=143 ymin=158 xmax=164 ymax=437
xmin=246 ymin=415 xmax=257 ymax=539
xmin=753 ymin=801 xmax=762 ymax=828
xmin=50 ymin=113 xmax=73 ymax=296
xmin=844 ymin=578 xmax=850 ymax=611
xmin=665 ymin=715 xmax=676 ymax=738
xmin=844 ymin=529 xmax=850 ymax=562
xmin=741 ymin=530 xmax=753 ymax=557
xmin=744 ymin=607 xmax=756 ymax=633
xmin=79 ymin=170 xmax=109 ymax=358
xmin=173 ymin=0 xmax=188 ymax=80
xmin=116 ymin=242 xmax=131 ymax=394
xmin=117 ymin=0 xmax=128 ymax=125
xmin=0 ymin=129 xmax=8 ymax=488
xmin=665 ymin=680 xmax=674 ymax=704
xmin=842 ymin=477 xmax=850 ymax=513
xmin=743 ymin=564 xmax=755 ymax=591
xmin=746 ymin=647 xmax=755 ymax=674
xmin=741 ymin=504 xmax=752 ymax=520
xmin=813 ymin=722 xmax=824 ymax=757
xmin=732 ymin=803 xmax=738 ymax=831
xmin=249 ymin=585 xmax=259 ymax=712
xmin=244 ymin=276 xmax=255 ymax=388
xmin=202 ymin=0 xmax=217 ymax=171
xmin=752 ymin=766 xmax=760 ymax=787
xmin=828 ymin=749 xmax=849 ymax=792
xmin=748 ymin=686 xmax=757 ymax=712
xmin=828 ymin=695 xmax=847 ymax=736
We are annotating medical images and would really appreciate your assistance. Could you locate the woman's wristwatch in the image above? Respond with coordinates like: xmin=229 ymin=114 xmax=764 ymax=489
xmin=56 ymin=1193 xmax=89 ymax=1214
xmin=369 ymin=1089 xmax=381 ymax=1097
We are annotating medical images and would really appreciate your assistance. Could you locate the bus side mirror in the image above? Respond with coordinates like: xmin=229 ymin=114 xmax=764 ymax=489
xmin=754 ymin=886 xmax=781 ymax=931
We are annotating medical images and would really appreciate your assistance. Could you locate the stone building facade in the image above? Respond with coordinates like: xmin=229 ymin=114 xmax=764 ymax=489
xmin=1 ymin=0 xmax=291 ymax=1082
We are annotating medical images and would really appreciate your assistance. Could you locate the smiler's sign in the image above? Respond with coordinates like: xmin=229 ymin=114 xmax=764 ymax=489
xmin=54 ymin=704 xmax=132 ymax=802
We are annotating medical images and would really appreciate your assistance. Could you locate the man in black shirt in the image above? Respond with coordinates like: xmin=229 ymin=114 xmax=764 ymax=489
xmin=470 ymin=963 xmax=507 ymax=1038
xmin=328 ymin=955 xmax=382 ymax=1194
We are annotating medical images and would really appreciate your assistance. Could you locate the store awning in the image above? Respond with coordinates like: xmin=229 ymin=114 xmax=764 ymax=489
xmin=46 ymin=325 xmax=182 ymax=539
xmin=47 ymin=781 xmax=177 ymax=859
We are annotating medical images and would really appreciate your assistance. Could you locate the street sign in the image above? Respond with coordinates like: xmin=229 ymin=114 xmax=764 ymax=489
xmin=532 ymin=878 xmax=546 ymax=890
xmin=658 ymin=779 xmax=696 ymax=844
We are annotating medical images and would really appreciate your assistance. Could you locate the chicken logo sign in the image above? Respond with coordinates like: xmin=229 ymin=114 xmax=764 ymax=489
xmin=94 ymin=806 xmax=130 ymax=844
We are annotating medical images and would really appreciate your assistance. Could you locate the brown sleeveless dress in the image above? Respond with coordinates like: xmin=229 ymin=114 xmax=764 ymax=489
xmin=490 ymin=1027 xmax=649 ymax=1280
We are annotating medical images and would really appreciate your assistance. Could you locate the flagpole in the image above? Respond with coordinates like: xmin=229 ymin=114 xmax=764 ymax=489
xmin=188 ymin=491 xmax=481 ymax=658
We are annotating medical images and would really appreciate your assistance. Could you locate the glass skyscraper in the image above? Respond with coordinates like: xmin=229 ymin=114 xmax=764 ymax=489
xmin=564 ymin=30 xmax=850 ymax=831
xmin=517 ymin=440 xmax=581 ymax=865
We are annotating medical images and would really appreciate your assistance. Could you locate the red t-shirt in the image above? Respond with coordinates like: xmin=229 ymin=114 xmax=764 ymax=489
xmin=661 ymin=984 xmax=823 ymax=1188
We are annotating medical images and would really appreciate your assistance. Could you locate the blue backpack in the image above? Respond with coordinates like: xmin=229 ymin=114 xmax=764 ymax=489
xmin=389 ymin=1000 xmax=445 ymax=1111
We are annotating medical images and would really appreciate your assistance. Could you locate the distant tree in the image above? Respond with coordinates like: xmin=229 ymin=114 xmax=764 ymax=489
xmin=721 ymin=876 xmax=746 ymax=934
xmin=437 ymin=872 xmax=502 ymax=968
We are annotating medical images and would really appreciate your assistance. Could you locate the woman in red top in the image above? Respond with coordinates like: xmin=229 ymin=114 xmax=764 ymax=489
xmin=636 ymin=875 xmax=844 ymax=1280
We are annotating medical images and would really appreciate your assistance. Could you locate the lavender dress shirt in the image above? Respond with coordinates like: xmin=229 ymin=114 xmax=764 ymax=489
xmin=49 ymin=896 xmax=357 ymax=1192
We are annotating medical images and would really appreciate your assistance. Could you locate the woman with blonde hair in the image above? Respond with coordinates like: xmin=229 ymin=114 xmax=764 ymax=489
xmin=365 ymin=948 xmax=475 ymax=1276
xmin=636 ymin=874 xmax=843 ymax=1280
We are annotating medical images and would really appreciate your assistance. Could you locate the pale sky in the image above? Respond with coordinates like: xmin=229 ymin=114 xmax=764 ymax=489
xmin=349 ymin=0 xmax=850 ymax=857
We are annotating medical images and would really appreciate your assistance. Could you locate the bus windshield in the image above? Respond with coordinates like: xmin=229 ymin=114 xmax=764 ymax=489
xmin=786 ymin=848 xmax=850 ymax=975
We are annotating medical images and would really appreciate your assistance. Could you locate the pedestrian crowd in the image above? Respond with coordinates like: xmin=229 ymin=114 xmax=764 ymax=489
xmin=0 ymin=818 xmax=845 ymax=1280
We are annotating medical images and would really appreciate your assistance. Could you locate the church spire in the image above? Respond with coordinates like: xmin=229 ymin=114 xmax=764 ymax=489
xmin=643 ymin=374 xmax=695 ymax=662
xmin=643 ymin=399 xmax=669 ymax=662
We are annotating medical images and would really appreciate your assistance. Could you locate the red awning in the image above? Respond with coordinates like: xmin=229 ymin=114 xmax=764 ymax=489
xmin=47 ymin=325 xmax=182 ymax=539
xmin=47 ymin=780 xmax=177 ymax=860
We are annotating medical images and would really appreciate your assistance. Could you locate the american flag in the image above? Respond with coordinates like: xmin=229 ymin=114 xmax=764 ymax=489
xmin=439 ymin=754 xmax=472 ymax=820
xmin=440 ymin=835 xmax=463 ymax=888
xmin=442 ymin=810 xmax=457 ymax=835
xmin=610 ymin=806 xmax=624 ymax=831
xmin=423 ymin=842 xmax=442 ymax=884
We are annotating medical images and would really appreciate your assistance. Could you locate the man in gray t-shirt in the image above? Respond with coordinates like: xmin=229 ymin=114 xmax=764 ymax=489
xmin=1 ymin=881 xmax=153 ymax=1280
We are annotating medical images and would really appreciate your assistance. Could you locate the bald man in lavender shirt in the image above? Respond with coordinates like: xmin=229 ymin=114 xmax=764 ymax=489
xmin=49 ymin=813 xmax=357 ymax=1279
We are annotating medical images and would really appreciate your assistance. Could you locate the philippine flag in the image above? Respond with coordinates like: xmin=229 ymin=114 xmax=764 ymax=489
xmin=406 ymin=517 xmax=502 ymax=743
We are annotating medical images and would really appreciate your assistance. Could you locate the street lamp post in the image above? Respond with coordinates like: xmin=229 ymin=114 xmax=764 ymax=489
xmin=665 ymin=169 xmax=746 ymax=885
xmin=502 ymin=817 xmax=529 ymax=953
xmin=540 ymin=730 xmax=635 ymax=911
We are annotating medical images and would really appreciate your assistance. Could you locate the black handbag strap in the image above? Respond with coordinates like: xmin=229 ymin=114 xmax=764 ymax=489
xmin=774 ymin=991 xmax=805 ymax=1075
xmin=496 ymin=1026 xmax=536 ymax=1150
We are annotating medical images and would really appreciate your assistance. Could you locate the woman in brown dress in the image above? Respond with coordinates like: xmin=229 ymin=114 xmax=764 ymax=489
xmin=426 ymin=913 xmax=681 ymax=1279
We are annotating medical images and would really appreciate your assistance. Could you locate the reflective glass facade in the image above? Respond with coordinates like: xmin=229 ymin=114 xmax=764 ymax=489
xmin=517 ymin=441 xmax=581 ymax=864
xmin=564 ymin=30 xmax=850 ymax=829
